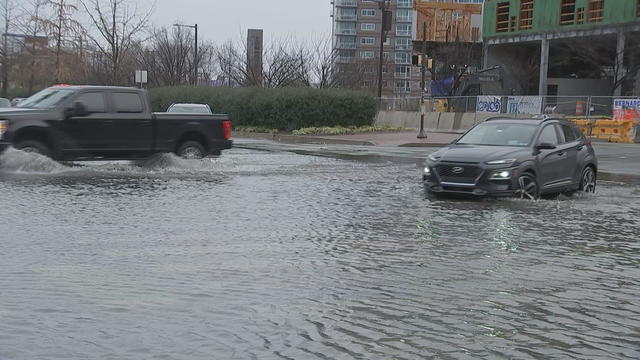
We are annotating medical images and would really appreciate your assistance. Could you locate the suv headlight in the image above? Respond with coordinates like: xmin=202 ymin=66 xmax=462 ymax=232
xmin=486 ymin=158 xmax=516 ymax=165
xmin=489 ymin=170 xmax=512 ymax=180
xmin=0 ymin=120 xmax=8 ymax=139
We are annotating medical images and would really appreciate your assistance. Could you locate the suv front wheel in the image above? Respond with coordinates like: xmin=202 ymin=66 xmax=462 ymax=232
xmin=516 ymin=173 xmax=540 ymax=200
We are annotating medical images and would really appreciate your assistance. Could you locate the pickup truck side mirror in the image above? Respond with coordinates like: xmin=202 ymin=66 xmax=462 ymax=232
xmin=535 ymin=142 xmax=557 ymax=150
xmin=66 ymin=102 xmax=88 ymax=118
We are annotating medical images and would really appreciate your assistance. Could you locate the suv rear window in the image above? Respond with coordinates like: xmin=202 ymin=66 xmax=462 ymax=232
xmin=113 ymin=92 xmax=144 ymax=113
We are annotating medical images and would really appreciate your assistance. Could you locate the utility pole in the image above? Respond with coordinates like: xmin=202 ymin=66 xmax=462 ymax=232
xmin=174 ymin=23 xmax=198 ymax=85
xmin=418 ymin=20 xmax=428 ymax=139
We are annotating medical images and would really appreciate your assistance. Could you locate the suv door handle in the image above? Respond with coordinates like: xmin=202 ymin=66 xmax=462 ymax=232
xmin=557 ymin=151 xmax=565 ymax=156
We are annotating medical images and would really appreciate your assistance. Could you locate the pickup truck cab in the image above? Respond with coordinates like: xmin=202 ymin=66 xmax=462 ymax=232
xmin=0 ymin=85 xmax=232 ymax=161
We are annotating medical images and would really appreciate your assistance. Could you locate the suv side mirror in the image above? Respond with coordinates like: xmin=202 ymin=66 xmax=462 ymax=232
xmin=66 ymin=102 xmax=88 ymax=118
xmin=536 ymin=142 xmax=557 ymax=150
xmin=450 ymin=137 xmax=459 ymax=144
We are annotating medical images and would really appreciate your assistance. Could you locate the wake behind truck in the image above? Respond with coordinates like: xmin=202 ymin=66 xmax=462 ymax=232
xmin=0 ymin=85 xmax=232 ymax=161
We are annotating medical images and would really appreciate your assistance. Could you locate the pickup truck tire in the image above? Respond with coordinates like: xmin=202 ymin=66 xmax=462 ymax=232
xmin=15 ymin=139 xmax=52 ymax=157
xmin=176 ymin=141 xmax=206 ymax=159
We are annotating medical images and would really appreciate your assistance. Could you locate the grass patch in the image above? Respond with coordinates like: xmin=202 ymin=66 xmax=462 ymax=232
xmin=234 ymin=126 xmax=279 ymax=134
xmin=292 ymin=125 xmax=406 ymax=136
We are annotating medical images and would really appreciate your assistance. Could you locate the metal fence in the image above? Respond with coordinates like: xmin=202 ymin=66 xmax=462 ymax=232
xmin=379 ymin=96 xmax=640 ymax=117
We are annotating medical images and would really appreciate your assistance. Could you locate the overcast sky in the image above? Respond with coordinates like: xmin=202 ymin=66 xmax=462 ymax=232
xmin=152 ymin=0 xmax=333 ymax=45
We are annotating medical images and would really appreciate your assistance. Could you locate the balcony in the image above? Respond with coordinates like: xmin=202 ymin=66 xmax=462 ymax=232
xmin=334 ymin=0 xmax=356 ymax=7
xmin=335 ymin=14 xmax=357 ymax=21
xmin=395 ymin=72 xmax=410 ymax=79
xmin=396 ymin=0 xmax=412 ymax=9
xmin=336 ymin=42 xmax=357 ymax=49
xmin=335 ymin=28 xmax=357 ymax=35
xmin=337 ymin=56 xmax=356 ymax=63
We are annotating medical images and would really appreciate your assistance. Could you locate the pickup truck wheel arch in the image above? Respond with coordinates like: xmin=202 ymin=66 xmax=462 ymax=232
xmin=14 ymin=139 xmax=52 ymax=157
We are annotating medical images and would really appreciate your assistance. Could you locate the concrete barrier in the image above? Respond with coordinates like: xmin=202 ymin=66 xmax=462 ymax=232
xmin=376 ymin=111 xmax=546 ymax=133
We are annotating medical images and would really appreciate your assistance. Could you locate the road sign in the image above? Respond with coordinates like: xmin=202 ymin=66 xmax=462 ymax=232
xmin=135 ymin=70 xmax=148 ymax=84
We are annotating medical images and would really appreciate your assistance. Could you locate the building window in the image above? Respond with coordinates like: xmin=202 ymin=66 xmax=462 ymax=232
xmin=360 ymin=37 xmax=375 ymax=45
xmin=588 ymin=0 xmax=604 ymax=23
xmin=519 ymin=0 xmax=534 ymax=30
xmin=397 ymin=0 xmax=412 ymax=8
xmin=496 ymin=2 xmax=510 ymax=32
xmin=361 ymin=23 xmax=375 ymax=31
xmin=395 ymin=80 xmax=410 ymax=92
xmin=396 ymin=23 xmax=411 ymax=36
xmin=577 ymin=7 xmax=585 ymax=24
xmin=361 ymin=9 xmax=375 ymax=17
xmin=361 ymin=51 xmax=374 ymax=59
xmin=396 ymin=37 xmax=411 ymax=50
xmin=560 ymin=0 xmax=576 ymax=25
xmin=396 ymin=9 xmax=411 ymax=22
xmin=395 ymin=52 xmax=411 ymax=64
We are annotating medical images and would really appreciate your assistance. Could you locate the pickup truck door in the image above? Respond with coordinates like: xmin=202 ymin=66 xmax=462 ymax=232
xmin=61 ymin=91 xmax=111 ymax=152
xmin=105 ymin=91 xmax=153 ymax=151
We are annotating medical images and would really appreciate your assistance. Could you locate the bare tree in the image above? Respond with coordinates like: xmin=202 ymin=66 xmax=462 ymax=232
xmin=39 ymin=0 xmax=83 ymax=83
xmin=0 ymin=0 xmax=16 ymax=96
xmin=214 ymin=39 xmax=244 ymax=87
xmin=15 ymin=0 xmax=50 ymax=92
xmin=80 ymin=0 xmax=152 ymax=85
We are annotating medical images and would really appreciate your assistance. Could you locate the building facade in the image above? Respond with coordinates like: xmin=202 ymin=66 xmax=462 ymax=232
xmin=332 ymin=0 xmax=417 ymax=97
xmin=483 ymin=0 xmax=640 ymax=96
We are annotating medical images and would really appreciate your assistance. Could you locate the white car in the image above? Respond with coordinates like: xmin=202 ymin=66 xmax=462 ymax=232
xmin=167 ymin=103 xmax=213 ymax=114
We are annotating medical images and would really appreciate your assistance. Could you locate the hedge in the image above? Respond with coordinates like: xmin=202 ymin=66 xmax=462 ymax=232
xmin=148 ymin=86 xmax=378 ymax=131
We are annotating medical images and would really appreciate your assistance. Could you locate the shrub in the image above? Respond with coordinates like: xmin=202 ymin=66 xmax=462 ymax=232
xmin=292 ymin=125 xmax=406 ymax=136
xmin=148 ymin=86 xmax=378 ymax=131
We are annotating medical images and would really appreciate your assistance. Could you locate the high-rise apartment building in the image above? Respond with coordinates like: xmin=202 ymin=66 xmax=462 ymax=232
xmin=332 ymin=0 xmax=417 ymax=97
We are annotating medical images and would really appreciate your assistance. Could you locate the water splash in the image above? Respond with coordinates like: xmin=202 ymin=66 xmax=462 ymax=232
xmin=0 ymin=148 xmax=69 ymax=174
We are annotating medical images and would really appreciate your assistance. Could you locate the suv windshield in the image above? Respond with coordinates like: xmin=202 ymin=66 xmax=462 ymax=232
xmin=17 ymin=88 xmax=76 ymax=109
xmin=457 ymin=122 xmax=538 ymax=147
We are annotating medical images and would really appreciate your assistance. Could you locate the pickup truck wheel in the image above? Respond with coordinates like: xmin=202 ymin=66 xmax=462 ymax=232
xmin=176 ymin=141 xmax=206 ymax=159
xmin=15 ymin=139 xmax=51 ymax=157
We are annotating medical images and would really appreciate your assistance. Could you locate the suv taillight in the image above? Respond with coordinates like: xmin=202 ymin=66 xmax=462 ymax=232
xmin=222 ymin=120 xmax=232 ymax=140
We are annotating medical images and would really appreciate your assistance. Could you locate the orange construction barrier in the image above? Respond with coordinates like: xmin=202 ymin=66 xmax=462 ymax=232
xmin=568 ymin=117 xmax=635 ymax=144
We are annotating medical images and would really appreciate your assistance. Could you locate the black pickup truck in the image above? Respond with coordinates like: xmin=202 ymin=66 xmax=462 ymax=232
xmin=0 ymin=85 xmax=232 ymax=161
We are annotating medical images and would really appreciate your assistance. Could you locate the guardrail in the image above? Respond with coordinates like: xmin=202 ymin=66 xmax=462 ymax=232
xmin=380 ymin=95 xmax=640 ymax=118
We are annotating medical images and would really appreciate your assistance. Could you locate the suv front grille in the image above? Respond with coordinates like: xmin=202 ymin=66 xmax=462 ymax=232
xmin=436 ymin=164 xmax=482 ymax=184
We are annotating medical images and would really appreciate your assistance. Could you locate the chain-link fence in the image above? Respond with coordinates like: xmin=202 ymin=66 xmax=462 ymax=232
xmin=379 ymin=95 xmax=640 ymax=117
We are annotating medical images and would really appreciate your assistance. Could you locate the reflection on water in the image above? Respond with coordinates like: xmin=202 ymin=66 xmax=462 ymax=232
xmin=0 ymin=147 xmax=639 ymax=359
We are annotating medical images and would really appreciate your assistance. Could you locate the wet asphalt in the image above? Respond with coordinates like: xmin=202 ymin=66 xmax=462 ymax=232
xmin=0 ymin=143 xmax=639 ymax=359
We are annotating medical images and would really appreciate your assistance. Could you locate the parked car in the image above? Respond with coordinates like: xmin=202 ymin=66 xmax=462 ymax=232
xmin=167 ymin=103 xmax=213 ymax=114
xmin=11 ymin=97 xmax=25 ymax=107
xmin=0 ymin=85 xmax=232 ymax=160
xmin=423 ymin=117 xmax=597 ymax=199
xmin=0 ymin=98 xmax=10 ymax=108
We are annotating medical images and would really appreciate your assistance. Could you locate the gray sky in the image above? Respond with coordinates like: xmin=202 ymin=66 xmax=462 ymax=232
xmin=152 ymin=0 xmax=333 ymax=45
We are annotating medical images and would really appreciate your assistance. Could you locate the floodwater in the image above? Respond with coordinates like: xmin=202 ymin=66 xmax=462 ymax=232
xmin=1 ymin=146 xmax=639 ymax=360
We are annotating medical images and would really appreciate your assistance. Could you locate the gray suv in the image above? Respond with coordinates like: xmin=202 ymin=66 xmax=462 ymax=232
xmin=423 ymin=117 xmax=597 ymax=199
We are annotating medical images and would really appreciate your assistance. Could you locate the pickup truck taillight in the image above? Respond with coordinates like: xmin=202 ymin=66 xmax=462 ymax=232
xmin=222 ymin=120 xmax=232 ymax=140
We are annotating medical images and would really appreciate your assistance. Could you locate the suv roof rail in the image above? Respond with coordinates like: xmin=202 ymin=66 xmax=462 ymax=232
xmin=484 ymin=116 xmax=514 ymax=121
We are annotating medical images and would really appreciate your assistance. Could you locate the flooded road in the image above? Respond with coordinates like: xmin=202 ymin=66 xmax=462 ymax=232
xmin=1 ymin=146 xmax=639 ymax=359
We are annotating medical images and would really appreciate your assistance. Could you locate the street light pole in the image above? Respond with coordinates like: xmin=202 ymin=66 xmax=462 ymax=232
xmin=377 ymin=0 xmax=390 ymax=99
xmin=174 ymin=23 xmax=199 ymax=86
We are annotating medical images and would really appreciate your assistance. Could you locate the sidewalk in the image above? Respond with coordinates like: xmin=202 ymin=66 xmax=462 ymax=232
xmin=233 ymin=131 xmax=459 ymax=147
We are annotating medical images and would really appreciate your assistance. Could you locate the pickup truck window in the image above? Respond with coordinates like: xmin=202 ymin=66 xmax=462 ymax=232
xmin=113 ymin=92 xmax=144 ymax=113
xmin=76 ymin=92 xmax=106 ymax=113
xmin=17 ymin=88 xmax=75 ymax=109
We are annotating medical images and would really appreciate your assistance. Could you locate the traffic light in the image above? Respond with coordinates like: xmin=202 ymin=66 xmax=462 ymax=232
xmin=412 ymin=54 xmax=423 ymax=66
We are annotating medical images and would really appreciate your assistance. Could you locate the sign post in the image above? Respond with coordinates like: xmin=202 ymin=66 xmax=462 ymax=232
xmin=135 ymin=70 xmax=148 ymax=89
